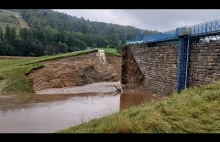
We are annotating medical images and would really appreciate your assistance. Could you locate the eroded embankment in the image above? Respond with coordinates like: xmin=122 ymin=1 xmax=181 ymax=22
xmin=27 ymin=51 xmax=122 ymax=92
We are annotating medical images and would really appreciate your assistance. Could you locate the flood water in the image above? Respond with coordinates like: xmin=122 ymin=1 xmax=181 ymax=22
xmin=0 ymin=94 xmax=120 ymax=133
xmin=0 ymin=82 xmax=157 ymax=133
xmin=36 ymin=81 xmax=120 ymax=94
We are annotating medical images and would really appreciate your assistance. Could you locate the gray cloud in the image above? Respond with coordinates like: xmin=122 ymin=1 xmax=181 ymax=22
xmin=53 ymin=9 xmax=220 ymax=32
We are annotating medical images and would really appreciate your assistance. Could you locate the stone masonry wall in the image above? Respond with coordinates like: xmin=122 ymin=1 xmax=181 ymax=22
xmin=122 ymin=42 xmax=220 ymax=96
xmin=189 ymin=43 xmax=220 ymax=87
xmin=122 ymin=44 xmax=179 ymax=96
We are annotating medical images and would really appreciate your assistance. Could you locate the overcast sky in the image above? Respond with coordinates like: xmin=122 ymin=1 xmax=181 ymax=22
xmin=53 ymin=9 xmax=220 ymax=32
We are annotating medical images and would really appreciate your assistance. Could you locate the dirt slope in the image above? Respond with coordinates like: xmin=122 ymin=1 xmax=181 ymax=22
xmin=28 ymin=52 xmax=121 ymax=92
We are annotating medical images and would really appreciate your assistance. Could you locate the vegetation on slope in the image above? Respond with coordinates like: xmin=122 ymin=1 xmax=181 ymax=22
xmin=0 ymin=9 xmax=158 ymax=57
xmin=0 ymin=48 xmax=118 ymax=94
xmin=0 ymin=9 xmax=21 ymax=33
xmin=97 ymin=48 xmax=121 ymax=56
xmin=57 ymin=81 xmax=220 ymax=133
xmin=0 ymin=9 xmax=29 ymax=33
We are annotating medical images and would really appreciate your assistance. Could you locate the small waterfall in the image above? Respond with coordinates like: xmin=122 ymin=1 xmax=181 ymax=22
xmin=96 ymin=50 xmax=106 ymax=64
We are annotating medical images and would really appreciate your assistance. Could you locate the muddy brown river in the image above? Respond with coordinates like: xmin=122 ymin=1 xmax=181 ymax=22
xmin=0 ymin=82 xmax=157 ymax=133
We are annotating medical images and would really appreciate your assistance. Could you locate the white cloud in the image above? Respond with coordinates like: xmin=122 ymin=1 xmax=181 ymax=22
xmin=54 ymin=9 xmax=131 ymax=26
xmin=53 ymin=9 xmax=220 ymax=32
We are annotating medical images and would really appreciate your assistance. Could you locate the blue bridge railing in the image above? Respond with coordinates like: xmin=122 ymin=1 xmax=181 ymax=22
xmin=126 ymin=19 xmax=220 ymax=45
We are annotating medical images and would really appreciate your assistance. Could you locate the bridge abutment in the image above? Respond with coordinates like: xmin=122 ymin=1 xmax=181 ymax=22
xmin=122 ymin=42 xmax=220 ymax=96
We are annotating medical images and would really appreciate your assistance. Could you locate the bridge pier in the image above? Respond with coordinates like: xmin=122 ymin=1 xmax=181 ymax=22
xmin=177 ymin=36 xmax=192 ymax=92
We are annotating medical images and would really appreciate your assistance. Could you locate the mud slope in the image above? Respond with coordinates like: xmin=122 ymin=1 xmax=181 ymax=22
xmin=28 ymin=52 xmax=121 ymax=92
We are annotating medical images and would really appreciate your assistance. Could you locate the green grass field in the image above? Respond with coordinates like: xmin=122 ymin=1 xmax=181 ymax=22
xmin=57 ymin=81 xmax=220 ymax=133
xmin=0 ymin=48 xmax=120 ymax=94
xmin=97 ymin=48 xmax=121 ymax=56
xmin=0 ymin=9 xmax=29 ymax=33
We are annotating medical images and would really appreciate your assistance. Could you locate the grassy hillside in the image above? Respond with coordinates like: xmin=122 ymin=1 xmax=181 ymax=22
xmin=97 ymin=48 xmax=121 ymax=56
xmin=0 ymin=9 xmax=20 ymax=33
xmin=0 ymin=9 xmax=29 ymax=33
xmin=0 ymin=48 xmax=120 ymax=94
xmin=57 ymin=81 xmax=220 ymax=133
xmin=1 ymin=9 xmax=156 ymax=57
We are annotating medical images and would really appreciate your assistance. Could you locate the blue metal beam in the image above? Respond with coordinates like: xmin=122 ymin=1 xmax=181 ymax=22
xmin=177 ymin=38 xmax=186 ymax=92
xmin=126 ymin=19 xmax=220 ymax=45
xmin=177 ymin=36 xmax=192 ymax=93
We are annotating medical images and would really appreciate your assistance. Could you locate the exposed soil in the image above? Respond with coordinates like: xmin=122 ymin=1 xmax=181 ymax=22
xmin=27 ymin=52 xmax=122 ymax=92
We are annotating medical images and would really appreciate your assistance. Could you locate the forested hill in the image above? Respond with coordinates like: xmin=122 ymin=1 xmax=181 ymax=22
xmin=0 ymin=9 xmax=158 ymax=56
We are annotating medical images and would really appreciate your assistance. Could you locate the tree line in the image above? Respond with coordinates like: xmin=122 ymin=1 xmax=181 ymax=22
xmin=1 ymin=9 xmax=158 ymax=56
xmin=0 ymin=25 xmax=93 ymax=56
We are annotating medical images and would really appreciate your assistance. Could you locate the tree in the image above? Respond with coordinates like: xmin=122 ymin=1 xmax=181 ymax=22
xmin=10 ymin=27 xmax=17 ymax=46
xmin=27 ymin=30 xmax=33 ymax=42
xmin=0 ymin=40 xmax=5 ymax=55
xmin=56 ymin=41 xmax=68 ymax=53
xmin=23 ymin=41 xmax=33 ymax=56
xmin=91 ymin=43 xmax=97 ymax=49
xmin=66 ymin=34 xmax=74 ymax=46
xmin=85 ymin=34 xmax=93 ymax=47
xmin=14 ymin=38 xmax=25 ymax=56
xmin=5 ymin=44 xmax=15 ymax=56
xmin=115 ymin=46 xmax=122 ymax=54
xmin=5 ymin=25 xmax=11 ymax=43
xmin=19 ymin=28 xmax=28 ymax=41
xmin=0 ymin=26 xmax=3 ymax=40
xmin=33 ymin=39 xmax=44 ymax=56
xmin=74 ymin=39 xmax=87 ymax=50
xmin=45 ymin=45 xmax=56 ymax=55
xmin=0 ymin=9 xmax=158 ymax=57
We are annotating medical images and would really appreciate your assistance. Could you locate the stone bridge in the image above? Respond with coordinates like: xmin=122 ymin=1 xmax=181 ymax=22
xmin=122 ymin=19 xmax=220 ymax=96
xmin=121 ymin=43 xmax=220 ymax=96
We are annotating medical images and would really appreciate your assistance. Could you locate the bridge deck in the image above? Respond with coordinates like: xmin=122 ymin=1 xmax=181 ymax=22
xmin=126 ymin=19 xmax=220 ymax=45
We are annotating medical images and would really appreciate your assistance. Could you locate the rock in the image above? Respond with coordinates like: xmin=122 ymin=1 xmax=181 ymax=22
xmin=206 ymin=66 xmax=213 ymax=70
xmin=62 ymin=79 xmax=76 ymax=87
xmin=50 ymin=79 xmax=64 ymax=88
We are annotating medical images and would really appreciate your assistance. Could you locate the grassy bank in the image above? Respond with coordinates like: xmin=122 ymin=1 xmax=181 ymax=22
xmin=57 ymin=81 xmax=220 ymax=133
xmin=97 ymin=48 xmax=121 ymax=56
xmin=0 ymin=48 xmax=119 ymax=94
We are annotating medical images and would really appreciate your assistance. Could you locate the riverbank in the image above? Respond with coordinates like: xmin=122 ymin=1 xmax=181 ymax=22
xmin=57 ymin=81 xmax=220 ymax=133
xmin=0 ymin=48 xmax=121 ymax=94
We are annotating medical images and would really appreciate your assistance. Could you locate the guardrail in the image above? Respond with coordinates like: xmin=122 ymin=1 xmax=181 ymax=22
xmin=126 ymin=19 xmax=220 ymax=45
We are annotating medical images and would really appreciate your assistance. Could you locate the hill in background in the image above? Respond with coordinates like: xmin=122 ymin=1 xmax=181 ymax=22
xmin=0 ymin=9 xmax=29 ymax=33
xmin=0 ymin=9 xmax=158 ymax=57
